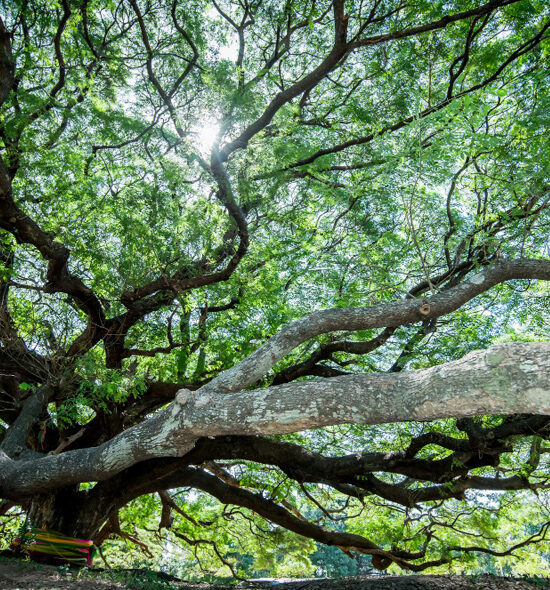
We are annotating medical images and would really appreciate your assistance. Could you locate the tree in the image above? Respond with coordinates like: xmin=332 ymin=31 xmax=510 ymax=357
xmin=1 ymin=0 xmax=550 ymax=574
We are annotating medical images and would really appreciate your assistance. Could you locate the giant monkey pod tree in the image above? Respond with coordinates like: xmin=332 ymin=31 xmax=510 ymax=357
xmin=1 ymin=0 xmax=550 ymax=577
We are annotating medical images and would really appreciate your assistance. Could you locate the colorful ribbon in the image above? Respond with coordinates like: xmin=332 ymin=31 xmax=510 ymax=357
xmin=10 ymin=526 xmax=97 ymax=566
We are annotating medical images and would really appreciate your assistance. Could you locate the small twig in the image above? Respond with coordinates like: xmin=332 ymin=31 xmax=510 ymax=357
xmin=49 ymin=428 xmax=85 ymax=455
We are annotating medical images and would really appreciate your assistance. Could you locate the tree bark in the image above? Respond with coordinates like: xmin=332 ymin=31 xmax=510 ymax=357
xmin=1 ymin=340 xmax=549 ymax=498
xmin=26 ymin=487 xmax=106 ymax=539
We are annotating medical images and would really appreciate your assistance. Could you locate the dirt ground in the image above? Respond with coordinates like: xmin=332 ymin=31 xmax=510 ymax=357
xmin=0 ymin=558 xmax=548 ymax=590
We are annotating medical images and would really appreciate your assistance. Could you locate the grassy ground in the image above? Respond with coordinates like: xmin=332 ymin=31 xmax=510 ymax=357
xmin=0 ymin=556 xmax=549 ymax=590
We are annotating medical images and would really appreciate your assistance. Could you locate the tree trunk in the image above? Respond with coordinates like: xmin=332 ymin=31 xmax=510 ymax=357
xmin=26 ymin=486 xmax=112 ymax=540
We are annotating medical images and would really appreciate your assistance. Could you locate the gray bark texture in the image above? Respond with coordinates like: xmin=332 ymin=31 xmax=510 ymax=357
xmin=200 ymin=259 xmax=550 ymax=394
xmin=1 ymin=340 xmax=549 ymax=497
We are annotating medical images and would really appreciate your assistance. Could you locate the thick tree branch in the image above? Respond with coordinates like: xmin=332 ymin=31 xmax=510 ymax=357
xmin=1 ymin=340 xmax=550 ymax=497
xmin=0 ymin=385 xmax=51 ymax=459
xmin=0 ymin=17 xmax=14 ymax=107
xmin=219 ymin=0 xmax=349 ymax=160
xmin=202 ymin=258 xmax=550 ymax=393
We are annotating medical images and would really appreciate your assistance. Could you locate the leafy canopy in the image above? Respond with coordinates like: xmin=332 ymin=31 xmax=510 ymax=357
xmin=0 ymin=0 xmax=550 ymax=578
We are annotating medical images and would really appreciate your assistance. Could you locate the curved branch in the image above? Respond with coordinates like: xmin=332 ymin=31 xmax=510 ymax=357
xmin=1 ymin=339 xmax=550 ymax=497
xmin=0 ymin=385 xmax=51 ymax=459
xmin=0 ymin=17 xmax=15 ymax=107
xmin=0 ymin=17 xmax=107 ymax=358
xmin=202 ymin=258 xmax=550 ymax=393
xmin=281 ymin=17 xmax=550 ymax=172
xmin=350 ymin=0 xmax=518 ymax=50
xmin=219 ymin=0 xmax=349 ymax=160
xmin=124 ymin=465 xmax=443 ymax=571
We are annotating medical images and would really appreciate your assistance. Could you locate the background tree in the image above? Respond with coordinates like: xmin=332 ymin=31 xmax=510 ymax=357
xmin=1 ymin=0 xmax=550 ymax=575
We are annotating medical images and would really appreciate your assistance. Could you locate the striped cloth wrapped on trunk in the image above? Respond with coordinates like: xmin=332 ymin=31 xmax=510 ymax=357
xmin=10 ymin=526 xmax=97 ymax=566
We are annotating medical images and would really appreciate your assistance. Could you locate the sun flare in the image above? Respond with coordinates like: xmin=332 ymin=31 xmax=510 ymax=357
xmin=193 ymin=120 xmax=220 ymax=154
